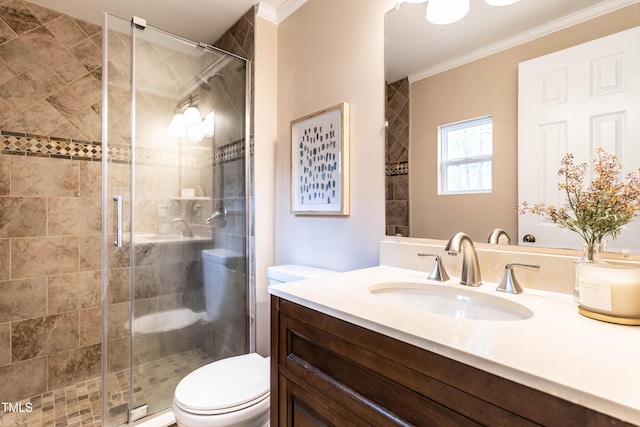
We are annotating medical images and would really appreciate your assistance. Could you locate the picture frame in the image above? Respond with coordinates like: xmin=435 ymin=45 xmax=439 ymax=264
xmin=291 ymin=102 xmax=350 ymax=216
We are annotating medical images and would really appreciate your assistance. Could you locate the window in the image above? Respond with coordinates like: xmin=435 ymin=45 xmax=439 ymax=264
xmin=438 ymin=115 xmax=493 ymax=195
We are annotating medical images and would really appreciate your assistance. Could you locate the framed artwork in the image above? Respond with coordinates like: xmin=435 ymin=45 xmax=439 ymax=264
xmin=291 ymin=102 xmax=350 ymax=216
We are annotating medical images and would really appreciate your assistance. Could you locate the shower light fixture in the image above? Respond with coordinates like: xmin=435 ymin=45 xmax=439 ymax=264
xmin=396 ymin=0 xmax=520 ymax=25
xmin=168 ymin=98 xmax=215 ymax=142
xmin=168 ymin=113 xmax=186 ymax=139
xmin=183 ymin=106 xmax=202 ymax=125
xmin=202 ymin=111 xmax=215 ymax=138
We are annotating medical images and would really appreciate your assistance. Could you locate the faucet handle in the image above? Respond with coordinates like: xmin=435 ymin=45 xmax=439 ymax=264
xmin=418 ymin=253 xmax=450 ymax=282
xmin=496 ymin=263 xmax=540 ymax=294
xmin=205 ymin=202 xmax=228 ymax=227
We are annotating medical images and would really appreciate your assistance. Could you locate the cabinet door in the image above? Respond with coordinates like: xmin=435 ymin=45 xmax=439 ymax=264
xmin=273 ymin=298 xmax=484 ymax=427
xmin=284 ymin=322 xmax=480 ymax=426
xmin=280 ymin=375 xmax=371 ymax=427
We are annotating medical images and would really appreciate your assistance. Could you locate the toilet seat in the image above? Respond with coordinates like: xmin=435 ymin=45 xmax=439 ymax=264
xmin=174 ymin=353 xmax=270 ymax=416
xmin=174 ymin=391 xmax=269 ymax=416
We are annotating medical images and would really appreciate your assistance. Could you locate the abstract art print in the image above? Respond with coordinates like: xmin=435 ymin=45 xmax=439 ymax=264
xmin=291 ymin=102 xmax=350 ymax=215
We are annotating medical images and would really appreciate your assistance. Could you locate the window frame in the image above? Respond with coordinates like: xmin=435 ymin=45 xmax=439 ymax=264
xmin=438 ymin=115 xmax=493 ymax=195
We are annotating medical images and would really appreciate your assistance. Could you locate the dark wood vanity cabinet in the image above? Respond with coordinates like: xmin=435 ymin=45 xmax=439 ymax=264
xmin=271 ymin=296 xmax=635 ymax=427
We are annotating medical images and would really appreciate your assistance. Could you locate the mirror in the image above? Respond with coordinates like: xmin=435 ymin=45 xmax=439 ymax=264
xmin=384 ymin=1 xmax=640 ymax=249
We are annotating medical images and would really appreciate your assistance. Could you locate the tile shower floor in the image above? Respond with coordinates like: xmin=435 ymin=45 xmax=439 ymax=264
xmin=0 ymin=349 xmax=212 ymax=427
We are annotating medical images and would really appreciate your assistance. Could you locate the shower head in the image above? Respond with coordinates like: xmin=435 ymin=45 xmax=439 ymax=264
xmin=195 ymin=73 xmax=223 ymax=91
xmin=195 ymin=75 xmax=211 ymax=91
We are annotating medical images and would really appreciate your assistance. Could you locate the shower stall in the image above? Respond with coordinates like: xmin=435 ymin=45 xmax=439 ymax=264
xmin=102 ymin=14 xmax=253 ymax=426
xmin=0 ymin=2 xmax=252 ymax=425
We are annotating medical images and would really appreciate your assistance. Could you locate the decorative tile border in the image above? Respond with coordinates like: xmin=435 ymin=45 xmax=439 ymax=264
xmin=109 ymin=144 xmax=130 ymax=164
xmin=1 ymin=130 xmax=102 ymax=161
xmin=135 ymin=146 xmax=178 ymax=168
xmin=1 ymin=130 xmax=248 ymax=168
xmin=211 ymin=139 xmax=246 ymax=167
xmin=386 ymin=161 xmax=409 ymax=176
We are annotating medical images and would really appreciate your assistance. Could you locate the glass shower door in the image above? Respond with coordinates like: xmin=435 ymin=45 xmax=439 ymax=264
xmin=103 ymin=14 xmax=250 ymax=426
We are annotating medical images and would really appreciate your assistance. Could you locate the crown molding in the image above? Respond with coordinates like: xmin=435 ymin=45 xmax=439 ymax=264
xmin=275 ymin=0 xmax=309 ymax=24
xmin=409 ymin=0 xmax=640 ymax=83
xmin=257 ymin=0 xmax=308 ymax=25
xmin=257 ymin=3 xmax=278 ymax=24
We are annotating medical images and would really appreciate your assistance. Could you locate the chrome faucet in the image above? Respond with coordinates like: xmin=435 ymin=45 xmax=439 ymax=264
xmin=496 ymin=263 xmax=540 ymax=294
xmin=418 ymin=253 xmax=450 ymax=282
xmin=445 ymin=232 xmax=482 ymax=286
xmin=172 ymin=217 xmax=193 ymax=237
xmin=487 ymin=228 xmax=511 ymax=245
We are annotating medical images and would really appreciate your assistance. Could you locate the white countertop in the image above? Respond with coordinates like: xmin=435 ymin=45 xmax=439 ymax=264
xmin=268 ymin=265 xmax=640 ymax=425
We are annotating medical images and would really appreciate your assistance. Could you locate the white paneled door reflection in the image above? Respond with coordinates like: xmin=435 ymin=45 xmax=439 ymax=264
xmin=518 ymin=25 xmax=640 ymax=253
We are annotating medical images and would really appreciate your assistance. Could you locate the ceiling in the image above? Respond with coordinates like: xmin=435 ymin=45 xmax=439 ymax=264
xmin=27 ymin=0 xmax=292 ymax=45
xmin=27 ymin=0 xmax=639 ymax=83
xmin=385 ymin=0 xmax=640 ymax=82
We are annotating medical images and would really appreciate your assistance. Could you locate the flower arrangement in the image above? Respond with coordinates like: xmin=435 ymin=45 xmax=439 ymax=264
xmin=518 ymin=147 xmax=640 ymax=259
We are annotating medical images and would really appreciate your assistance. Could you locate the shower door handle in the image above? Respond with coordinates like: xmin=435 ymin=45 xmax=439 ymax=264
xmin=113 ymin=195 xmax=123 ymax=247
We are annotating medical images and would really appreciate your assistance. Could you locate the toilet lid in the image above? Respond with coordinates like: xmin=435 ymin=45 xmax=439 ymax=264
xmin=174 ymin=353 xmax=270 ymax=414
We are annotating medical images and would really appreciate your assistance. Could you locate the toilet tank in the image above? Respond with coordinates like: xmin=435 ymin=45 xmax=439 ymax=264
xmin=267 ymin=264 xmax=338 ymax=285
xmin=201 ymin=248 xmax=244 ymax=321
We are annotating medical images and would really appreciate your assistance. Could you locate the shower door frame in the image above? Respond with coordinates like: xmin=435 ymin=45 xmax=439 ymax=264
xmin=101 ymin=13 xmax=254 ymax=425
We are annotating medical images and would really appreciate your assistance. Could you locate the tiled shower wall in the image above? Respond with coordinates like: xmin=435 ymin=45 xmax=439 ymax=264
xmin=386 ymin=78 xmax=410 ymax=236
xmin=0 ymin=0 xmax=103 ymax=140
xmin=0 ymin=154 xmax=102 ymax=402
xmin=214 ymin=7 xmax=255 ymax=137
xmin=0 ymin=0 xmax=105 ymax=403
xmin=208 ymin=6 xmax=254 ymax=257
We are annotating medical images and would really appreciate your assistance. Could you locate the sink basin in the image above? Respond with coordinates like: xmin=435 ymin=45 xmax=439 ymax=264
xmin=369 ymin=282 xmax=533 ymax=321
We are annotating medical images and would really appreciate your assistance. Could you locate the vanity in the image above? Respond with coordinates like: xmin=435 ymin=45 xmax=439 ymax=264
xmin=269 ymin=256 xmax=640 ymax=426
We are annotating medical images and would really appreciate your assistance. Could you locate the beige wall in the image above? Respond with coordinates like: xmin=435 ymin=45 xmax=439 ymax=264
xmin=410 ymin=4 xmax=640 ymax=243
xmin=254 ymin=13 xmax=278 ymax=356
xmin=274 ymin=0 xmax=389 ymax=272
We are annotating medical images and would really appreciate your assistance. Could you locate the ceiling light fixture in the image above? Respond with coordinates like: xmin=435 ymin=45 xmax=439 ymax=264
xmin=427 ymin=0 xmax=469 ymax=25
xmin=395 ymin=0 xmax=520 ymax=25
xmin=484 ymin=0 xmax=520 ymax=5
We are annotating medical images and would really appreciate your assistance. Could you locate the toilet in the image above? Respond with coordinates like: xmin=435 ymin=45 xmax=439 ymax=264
xmin=172 ymin=263 xmax=337 ymax=427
